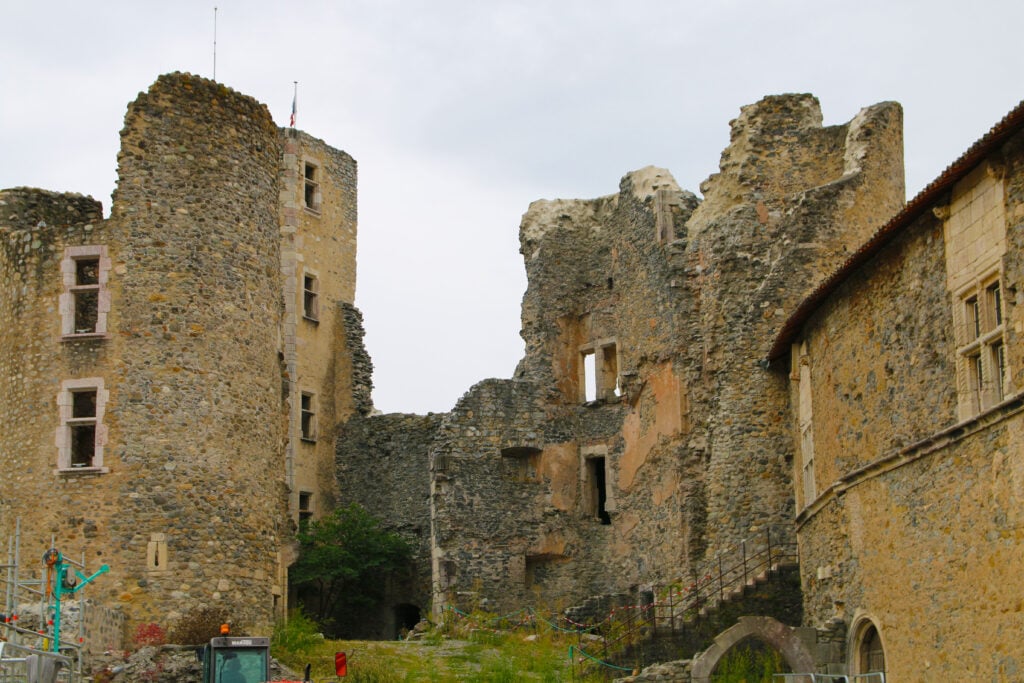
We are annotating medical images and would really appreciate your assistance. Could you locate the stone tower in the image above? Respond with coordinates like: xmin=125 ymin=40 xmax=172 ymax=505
xmin=0 ymin=73 xmax=368 ymax=632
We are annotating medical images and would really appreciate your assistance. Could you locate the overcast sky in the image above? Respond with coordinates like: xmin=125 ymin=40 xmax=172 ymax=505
xmin=2 ymin=1 xmax=1022 ymax=414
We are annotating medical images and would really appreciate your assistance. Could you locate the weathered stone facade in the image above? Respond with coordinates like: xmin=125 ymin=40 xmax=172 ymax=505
xmin=0 ymin=73 xmax=368 ymax=634
xmin=338 ymin=94 xmax=906 ymax=627
xmin=772 ymin=102 xmax=1024 ymax=679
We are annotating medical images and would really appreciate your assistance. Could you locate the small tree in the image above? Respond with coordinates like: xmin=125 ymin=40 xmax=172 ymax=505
xmin=290 ymin=503 xmax=411 ymax=632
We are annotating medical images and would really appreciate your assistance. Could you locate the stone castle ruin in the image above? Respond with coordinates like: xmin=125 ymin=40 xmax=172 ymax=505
xmin=4 ymin=71 xmax=1024 ymax=680
xmin=337 ymin=94 xmax=904 ymax=629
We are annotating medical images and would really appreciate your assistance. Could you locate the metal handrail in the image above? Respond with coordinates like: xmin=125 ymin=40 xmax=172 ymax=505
xmin=773 ymin=674 xmax=885 ymax=683
xmin=584 ymin=526 xmax=798 ymax=667
xmin=0 ymin=641 xmax=78 ymax=682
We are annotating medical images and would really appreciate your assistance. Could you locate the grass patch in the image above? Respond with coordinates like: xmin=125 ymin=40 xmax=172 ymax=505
xmin=271 ymin=612 xmax=609 ymax=681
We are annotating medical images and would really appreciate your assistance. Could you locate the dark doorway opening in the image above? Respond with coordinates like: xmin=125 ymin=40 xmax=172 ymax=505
xmin=394 ymin=604 xmax=421 ymax=639
xmin=589 ymin=457 xmax=611 ymax=524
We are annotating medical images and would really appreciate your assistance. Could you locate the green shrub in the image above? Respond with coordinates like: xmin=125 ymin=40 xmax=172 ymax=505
xmin=272 ymin=610 xmax=323 ymax=654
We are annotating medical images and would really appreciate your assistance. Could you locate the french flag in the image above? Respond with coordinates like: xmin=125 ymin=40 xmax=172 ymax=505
xmin=290 ymin=90 xmax=297 ymax=128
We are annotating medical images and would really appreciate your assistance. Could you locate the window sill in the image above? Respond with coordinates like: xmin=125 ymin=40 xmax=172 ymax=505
xmin=302 ymin=315 xmax=320 ymax=324
xmin=55 ymin=466 xmax=109 ymax=476
xmin=300 ymin=437 xmax=318 ymax=444
xmin=61 ymin=332 xmax=110 ymax=342
xmin=303 ymin=206 xmax=322 ymax=217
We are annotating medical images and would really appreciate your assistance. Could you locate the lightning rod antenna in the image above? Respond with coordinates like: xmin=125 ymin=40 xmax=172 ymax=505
xmin=213 ymin=6 xmax=218 ymax=82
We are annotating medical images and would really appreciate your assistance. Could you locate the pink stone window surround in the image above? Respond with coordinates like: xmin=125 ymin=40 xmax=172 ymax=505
xmin=59 ymin=245 xmax=111 ymax=339
xmin=55 ymin=377 xmax=109 ymax=474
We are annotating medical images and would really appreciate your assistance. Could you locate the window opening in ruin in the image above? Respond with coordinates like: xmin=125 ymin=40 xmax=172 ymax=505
xmin=58 ymin=378 xmax=106 ymax=472
xmin=298 ymin=491 xmax=313 ymax=530
xmin=300 ymin=392 xmax=317 ymax=442
xmin=304 ymin=162 xmax=321 ymax=212
xmin=501 ymin=446 xmax=542 ymax=482
xmin=61 ymin=246 xmax=109 ymax=338
xmin=583 ymin=350 xmax=598 ymax=402
xmin=588 ymin=457 xmax=611 ymax=524
xmin=580 ymin=341 xmax=621 ymax=403
xmin=956 ymin=274 xmax=1009 ymax=415
xmin=302 ymin=273 xmax=320 ymax=321
xmin=73 ymin=258 xmax=100 ymax=333
xmin=69 ymin=389 xmax=97 ymax=467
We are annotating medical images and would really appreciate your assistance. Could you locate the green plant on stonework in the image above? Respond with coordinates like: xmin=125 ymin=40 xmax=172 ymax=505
xmin=290 ymin=503 xmax=412 ymax=635
xmin=710 ymin=640 xmax=786 ymax=682
xmin=271 ymin=610 xmax=323 ymax=654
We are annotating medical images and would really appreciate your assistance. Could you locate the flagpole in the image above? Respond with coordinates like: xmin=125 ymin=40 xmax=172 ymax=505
xmin=213 ymin=7 xmax=218 ymax=82
xmin=290 ymin=81 xmax=298 ymax=128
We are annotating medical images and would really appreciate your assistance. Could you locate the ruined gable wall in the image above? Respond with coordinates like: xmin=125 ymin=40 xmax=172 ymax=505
xmin=686 ymin=96 xmax=905 ymax=561
xmin=427 ymin=170 xmax=706 ymax=614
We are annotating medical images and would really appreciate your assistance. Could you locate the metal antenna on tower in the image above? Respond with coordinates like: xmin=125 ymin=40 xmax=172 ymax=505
xmin=213 ymin=6 xmax=218 ymax=82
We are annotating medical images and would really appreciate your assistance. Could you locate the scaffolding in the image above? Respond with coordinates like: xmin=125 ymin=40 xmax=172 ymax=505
xmin=0 ymin=519 xmax=110 ymax=683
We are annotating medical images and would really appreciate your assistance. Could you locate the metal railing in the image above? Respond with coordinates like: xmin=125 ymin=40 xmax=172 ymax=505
xmin=653 ymin=525 xmax=798 ymax=632
xmin=0 ymin=641 xmax=78 ymax=683
xmin=773 ymin=674 xmax=885 ymax=683
xmin=578 ymin=525 xmax=798 ymax=668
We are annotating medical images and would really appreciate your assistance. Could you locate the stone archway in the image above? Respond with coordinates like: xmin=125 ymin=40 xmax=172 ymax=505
xmin=690 ymin=616 xmax=815 ymax=683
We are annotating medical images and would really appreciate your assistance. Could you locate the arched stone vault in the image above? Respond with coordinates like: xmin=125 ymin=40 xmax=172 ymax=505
xmin=690 ymin=616 xmax=816 ymax=683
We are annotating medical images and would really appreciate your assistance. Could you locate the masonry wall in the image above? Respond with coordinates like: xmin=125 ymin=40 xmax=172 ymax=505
xmin=335 ymin=412 xmax=440 ymax=637
xmin=788 ymin=128 xmax=1024 ymax=679
xmin=0 ymin=73 xmax=291 ymax=633
xmin=401 ymin=94 xmax=907 ymax=618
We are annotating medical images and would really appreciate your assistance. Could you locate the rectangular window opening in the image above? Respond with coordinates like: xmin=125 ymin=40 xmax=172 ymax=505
xmin=300 ymin=392 xmax=317 ymax=442
xmin=70 ymin=389 xmax=98 ymax=466
xmin=583 ymin=351 xmax=598 ymax=402
xmin=588 ymin=457 xmax=611 ymax=525
xmin=298 ymin=491 xmax=313 ymax=530
xmin=304 ymin=162 xmax=320 ymax=212
xmin=303 ymin=273 xmax=319 ymax=321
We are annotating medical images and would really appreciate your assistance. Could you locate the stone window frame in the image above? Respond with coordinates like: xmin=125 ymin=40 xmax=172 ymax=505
xmin=300 ymin=391 xmax=318 ymax=442
xmin=792 ymin=342 xmax=816 ymax=509
xmin=303 ymin=160 xmax=322 ymax=214
xmin=55 ymin=377 xmax=109 ymax=474
xmin=59 ymin=245 xmax=111 ymax=339
xmin=579 ymin=339 xmax=620 ymax=404
xmin=953 ymin=268 xmax=1010 ymax=417
xmin=302 ymin=269 xmax=320 ymax=322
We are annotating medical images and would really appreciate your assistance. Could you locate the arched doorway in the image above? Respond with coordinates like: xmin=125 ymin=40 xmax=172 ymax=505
xmin=710 ymin=636 xmax=791 ymax=681
xmin=850 ymin=618 xmax=885 ymax=676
